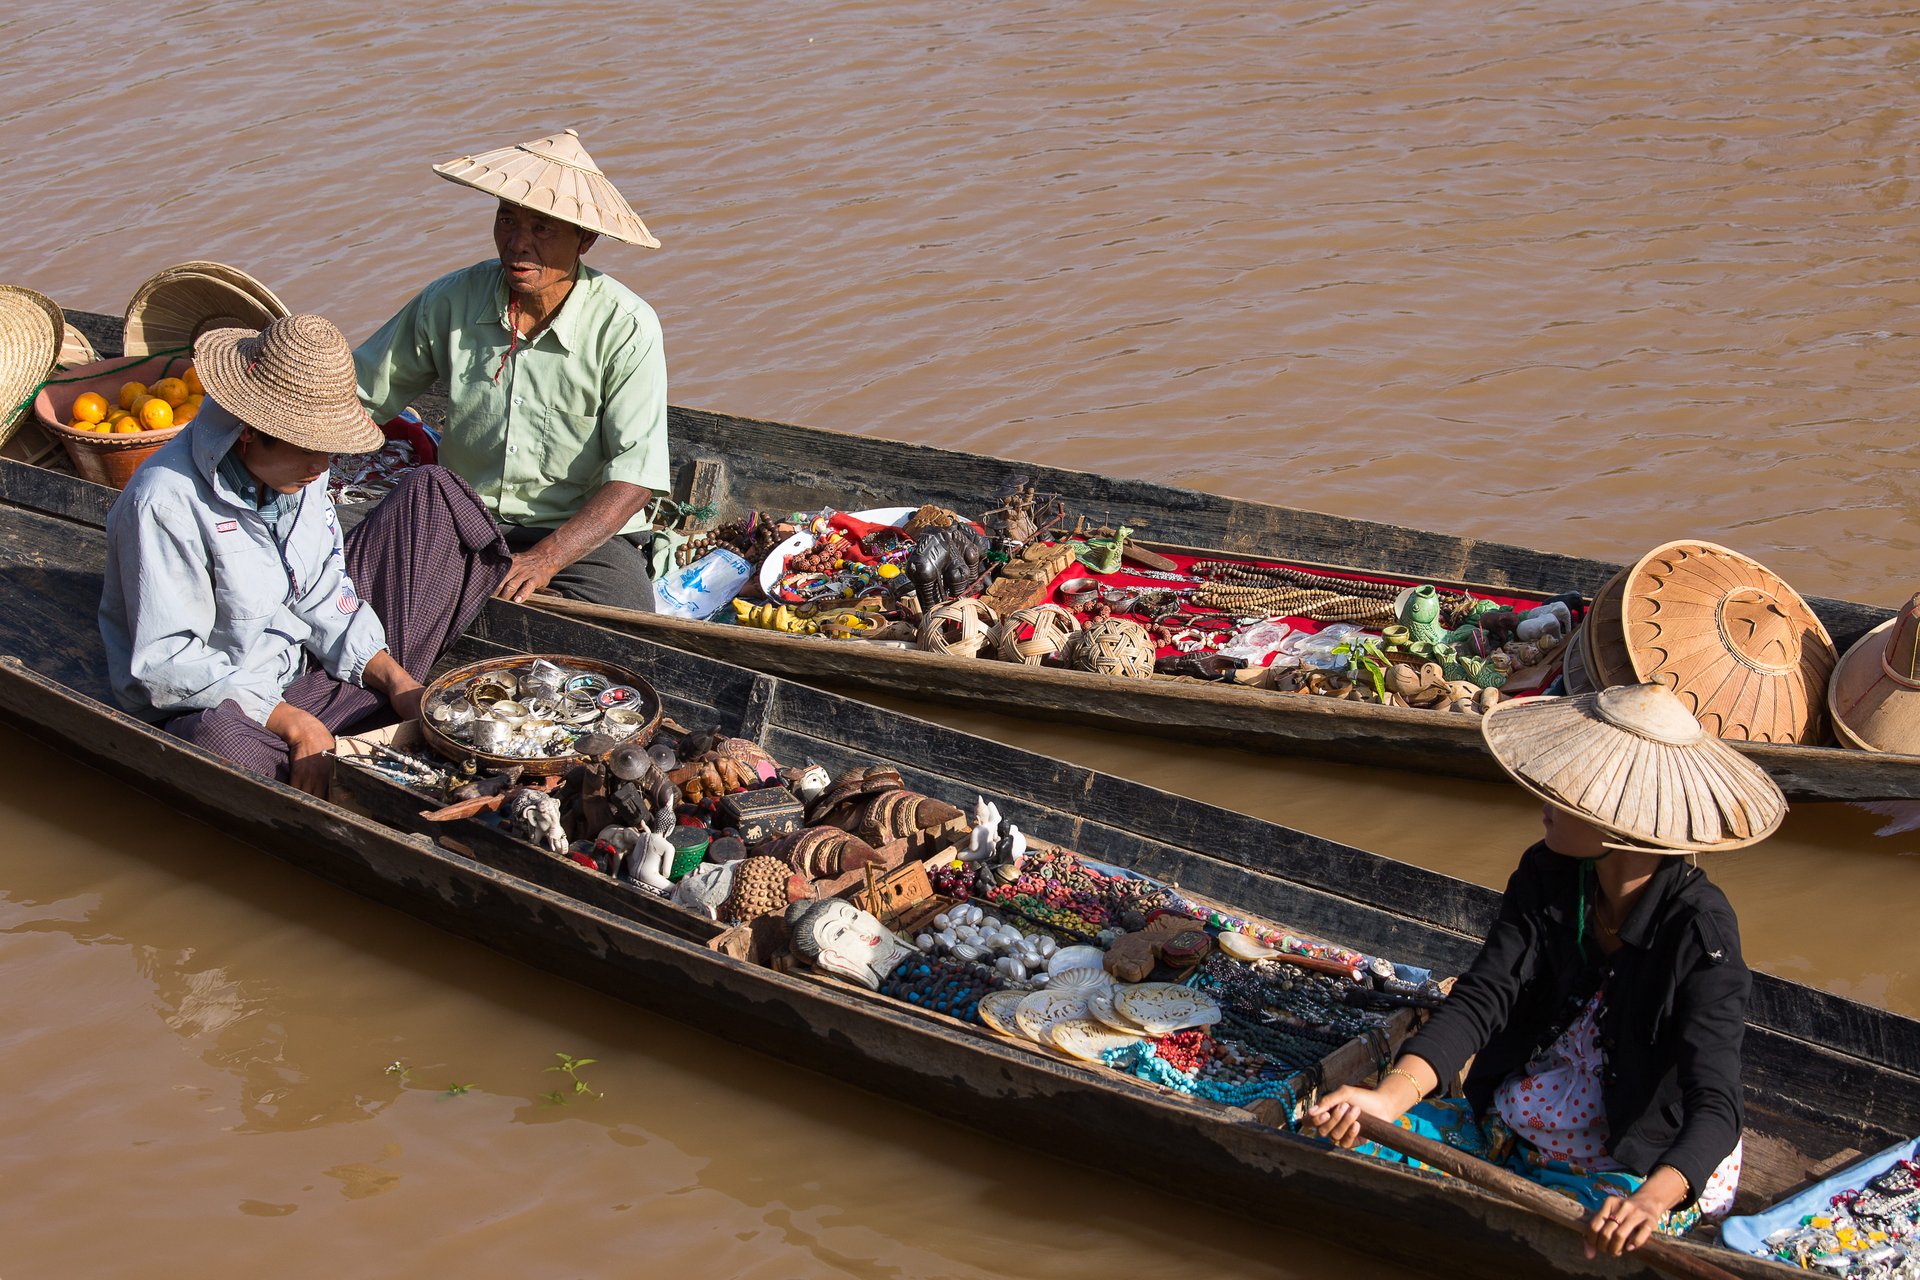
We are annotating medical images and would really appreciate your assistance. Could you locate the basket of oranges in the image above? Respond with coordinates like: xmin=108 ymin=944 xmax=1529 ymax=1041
xmin=33 ymin=353 xmax=205 ymax=489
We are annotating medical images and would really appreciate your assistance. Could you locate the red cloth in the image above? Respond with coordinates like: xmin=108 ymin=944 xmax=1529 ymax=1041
xmin=1038 ymin=546 xmax=1559 ymax=694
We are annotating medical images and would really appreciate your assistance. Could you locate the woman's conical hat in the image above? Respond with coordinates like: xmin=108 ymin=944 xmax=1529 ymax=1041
xmin=0 ymin=284 xmax=62 ymax=447
xmin=1620 ymin=540 xmax=1836 ymax=745
xmin=124 ymin=262 xmax=289 ymax=357
xmin=1828 ymin=593 xmax=1920 ymax=754
xmin=1482 ymin=683 xmax=1787 ymax=853
xmin=433 ymin=128 xmax=660 ymax=248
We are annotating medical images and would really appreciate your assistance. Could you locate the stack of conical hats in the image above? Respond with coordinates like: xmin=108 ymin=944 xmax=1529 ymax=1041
xmin=123 ymin=261 xmax=289 ymax=357
xmin=1570 ymin=541 xmax=1836 ymax=745
xmin=1828 ymin=593 xmax=1920 ymax=754
xmin=433 ymin=128 xmax=660 ymax=248
xmin=1483 ymin=683 xmax=1787 ymax=853
xmin=0 ymin=284 xmax=62 ymax=448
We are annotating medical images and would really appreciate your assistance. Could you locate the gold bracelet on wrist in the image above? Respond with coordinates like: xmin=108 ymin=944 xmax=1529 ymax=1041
xmin=1384 ymin=1067 xmax=1425 ymax=1102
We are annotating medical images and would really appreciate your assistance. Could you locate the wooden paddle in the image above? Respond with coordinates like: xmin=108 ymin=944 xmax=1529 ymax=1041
xmin=1350 ymin=1113 xmax=1741 ymax=1280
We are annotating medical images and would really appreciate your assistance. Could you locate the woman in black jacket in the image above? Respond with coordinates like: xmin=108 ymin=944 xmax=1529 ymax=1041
xmin=1307 ymin=683 xmax=1786 ymax=1260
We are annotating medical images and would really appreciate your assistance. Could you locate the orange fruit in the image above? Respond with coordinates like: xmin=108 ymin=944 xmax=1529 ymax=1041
xmin=138 ymin=398 xmax=175 ymax=431
xmin=72 ymin=392 xmax=109 ymax=423
xmin=112 ymin=419 xmax=142 ymax=434
xmin=118 ymin=381 xmax=147 ymax=410
xmin=172 ymin=398 xmax=198 ymax=425
xmin=182 ymin=365 xmax=203 ymax=396
xmin=151 ymin=377 xmax=189 ymax=407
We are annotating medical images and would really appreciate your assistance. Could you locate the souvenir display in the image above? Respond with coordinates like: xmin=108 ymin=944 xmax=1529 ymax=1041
xmin=418 ymin=655 xmax=662 ymax=772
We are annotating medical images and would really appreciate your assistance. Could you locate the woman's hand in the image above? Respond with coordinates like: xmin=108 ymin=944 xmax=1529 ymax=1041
xmin=1585 ymin=1166 xmax=1686 ymax=1258
xmin=1305 ymin=1084 xmax=1411 ymax=1148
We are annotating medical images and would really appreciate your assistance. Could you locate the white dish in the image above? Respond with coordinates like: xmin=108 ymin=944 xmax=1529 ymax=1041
xmin=1084 ymin=988 xmax=1148 ymax=1037
xmin=1046 ymin=967 xmax=1111 ymax=996
xmin=977 ymin=990 xmax=1028 ymax=1038
xmin=1113 ymin=983 xmax=1222 ymax=1037
xmin=1048 ymin=1018 xmax=1144 ymax=1063
xmin=1013 ymin=989 xmax=1090 ymax=1044
xmin=759 ymin=506 xmax=917 ymax=597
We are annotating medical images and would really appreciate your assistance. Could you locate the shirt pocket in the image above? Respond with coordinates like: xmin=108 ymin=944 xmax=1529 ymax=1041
xmin=535 ymin=407 xmax=605 ymax=491
xmin=209 ymin=540 xmax=285 ymax=623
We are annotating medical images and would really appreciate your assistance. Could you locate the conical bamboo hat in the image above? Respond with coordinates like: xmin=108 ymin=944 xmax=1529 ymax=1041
xmin=433 ymin=128 xmax=660 ymax=248
xmin=123 ymin=262 xmax=289 ymax=357
xmin=59 ymin=322 xmax=99 ymax=368
xmin=1828 ymin=593 xmax=1920 ymax=754
xmin=1481 ymin=684 xmax=1787 ymax=853
xmin=1581 ymin=568 xmax=1636 ymax=691
xmin=0 ymin=284 xmax=61 ymax=446
xmin=1560 ymin=624 xmax=1595 ymax=696
xmin=1621 ymin=540 xmax=1836 ymax=745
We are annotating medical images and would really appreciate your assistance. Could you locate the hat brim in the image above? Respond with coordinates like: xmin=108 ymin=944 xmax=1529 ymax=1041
xmin=434 ymin=166 xmax=661 ymax=248
xmin=1827 ymin=616 xmax=1920 ymax=754
xmin=194 ymin=327 xmax=384 ymax=455
xmin=1482 ymin=692 xmax=1787 ymax=853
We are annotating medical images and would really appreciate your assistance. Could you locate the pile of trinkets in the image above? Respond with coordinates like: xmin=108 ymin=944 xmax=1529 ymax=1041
xmin=1761 ymin=1159 xmax=1920 ymax=1276
xmin=423 ymin=659 xmax=655 ymax=760
xmin=327 ymin=437 xmax=418 ymax=507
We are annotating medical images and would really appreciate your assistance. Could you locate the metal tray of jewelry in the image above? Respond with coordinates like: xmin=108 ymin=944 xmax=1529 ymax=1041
xmin=417 ymin=653 xmax=663 ymax=777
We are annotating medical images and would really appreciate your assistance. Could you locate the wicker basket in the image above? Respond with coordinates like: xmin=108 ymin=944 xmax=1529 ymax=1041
xmin=417 ymin=653 xmax=663 ymax=777
xmin=32 ymin=352 xmax=192 ymax=489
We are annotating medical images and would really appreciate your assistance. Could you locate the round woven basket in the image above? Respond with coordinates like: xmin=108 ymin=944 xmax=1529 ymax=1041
xmin=417 ymin=653 xmax=663 ymax=777
xmin=990 ymin=603 xmax=1080 ymax=665
xmin=32 ymin=351 xmax=193 ymax=488
xmin=1621 ymin=540 xmax=1836 ymax=744
xmin=1062 ymin=617 xmax=1157 ymax=679
xmin=918 ymin=598 xmax=999 ymax=658
xmin=123 ymin=261 xmax=289 ymax=357
xmin=1560 ymin=624 xmax=1595 ymax=696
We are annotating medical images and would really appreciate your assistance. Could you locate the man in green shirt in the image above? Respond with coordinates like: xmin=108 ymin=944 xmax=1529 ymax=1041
xmin=356 ymin=128 xmax=667 ymax=611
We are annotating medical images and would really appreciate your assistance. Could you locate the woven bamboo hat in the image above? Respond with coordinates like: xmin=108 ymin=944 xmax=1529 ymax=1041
xmin=0 ymin=284 xmax=62 ymax=446
xmin=1482 ymin=683 xmax=1787 ymax=853
xmin=432 ymin=128 xmax=660 ymax=248
xmin=194 ymin=314 xmax=383 ymax=454
xmin=1619 ymin=540 xmax=1837 ymax=745
xmin=124 ymin=261 xmax=289 ymax=358
xmin=1828 ymin=594 xmax=1920 ymax=754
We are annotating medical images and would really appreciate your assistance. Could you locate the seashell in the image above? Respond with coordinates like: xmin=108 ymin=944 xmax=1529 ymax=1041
xmin=1018 ymin=947 xmax=1043 ymax=970
xmin=915 ymin=933 xmax=934 ymax=949
xmin=1048 ymin=945 xmax=1106 ymax=975
xmin=1030 ymin=972 xmax=1050 ymax=986
xmin=952 ymin=943 xmax=985 ymax=962
xmin=1037 ymin=937 xmax=1058 ymax=957
xmin=1217 ymin=931 xmax=1279 ymax=962
xmin=933 ymin=912 xmax=951 ymax=932
xmin=937 ymin=929 xmax=957 ymax=948
xmin=981 ymin=915 xmax=1002 ymax=931
xmin=996 ymin=957 xmax=1028 ymax=981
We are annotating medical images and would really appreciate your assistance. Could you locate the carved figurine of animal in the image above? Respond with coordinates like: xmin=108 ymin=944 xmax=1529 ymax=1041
xmin=905 ymin=522 xmax=991 ymax=610
xmin=731 ymin=600 xmax=816 ymax=634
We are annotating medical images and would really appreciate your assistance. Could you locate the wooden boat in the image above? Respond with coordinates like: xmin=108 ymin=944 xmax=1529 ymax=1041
xmin=0 ymin=468 xmax=1914 ymax=1280
xmin=19 ymin=309 xmax=1917 ymax=805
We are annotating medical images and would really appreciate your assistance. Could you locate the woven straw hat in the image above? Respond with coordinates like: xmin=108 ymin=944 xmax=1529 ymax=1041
xmin=433 ymin=128 xmax=660 ymax=248
xmin=1482 ymin=684 xmax=1787 ymax=853
xmin=0 ymin=284 xmax=62 ymax=447
xmin=1619 ymin=540 xmax=1837 ymax=745
xmin=124 ymin=261 xmax=289 ymax=358
xmin=1828 ymin=593 xmax=1920 ymax=754
xmin=194 ymin=314 xmax=382 ymax=454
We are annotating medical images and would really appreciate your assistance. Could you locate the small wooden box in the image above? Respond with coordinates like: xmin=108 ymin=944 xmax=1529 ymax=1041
xmin=715 ymin=786 xmax=805 ymax=846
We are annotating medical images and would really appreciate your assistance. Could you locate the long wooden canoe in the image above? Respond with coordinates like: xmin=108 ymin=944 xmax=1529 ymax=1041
xmin=24 ymin=309 xmax=1918 ymax=804
xmin=0 ymin=473 xmax=1913 ymax=1280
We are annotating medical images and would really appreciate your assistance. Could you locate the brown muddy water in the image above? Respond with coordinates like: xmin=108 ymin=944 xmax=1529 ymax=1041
xmin=3 ymin=1 xmax=1919 ymax=1275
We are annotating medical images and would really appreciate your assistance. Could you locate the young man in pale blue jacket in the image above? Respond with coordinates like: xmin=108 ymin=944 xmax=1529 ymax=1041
xmin=100 ymin=314 xmax=510 ymax=794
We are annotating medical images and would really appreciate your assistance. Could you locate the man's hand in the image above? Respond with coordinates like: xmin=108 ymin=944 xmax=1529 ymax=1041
xmin=363 ymin=650 xmax=424 ymax=721
xmin=496 ymin=546 xmax=564 ymax=604
xmin=266 ymin=701 xmax=336 ymax=797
